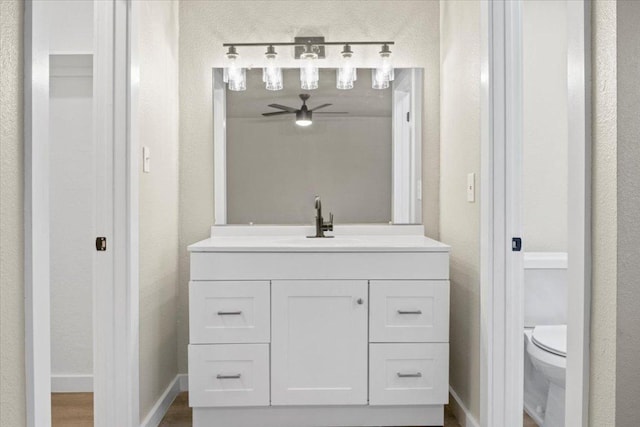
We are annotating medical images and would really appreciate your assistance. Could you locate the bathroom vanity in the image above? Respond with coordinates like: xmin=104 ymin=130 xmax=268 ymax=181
xmin=187 ymin=225 xmax=450 ymax=426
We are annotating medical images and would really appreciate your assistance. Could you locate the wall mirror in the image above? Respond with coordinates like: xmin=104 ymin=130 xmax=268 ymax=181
xmin=213 ymin=67 xmax=423 ymax=225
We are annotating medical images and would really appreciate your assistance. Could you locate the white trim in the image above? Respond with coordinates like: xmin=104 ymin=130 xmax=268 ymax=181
xmin=139 ymin=375 xmax=182 ymax=427
xmin=178 ymin=373 xmax=189 ymax=392
xmin=24 ymin=1 xmax=52 ymax=424
xmin=565 ymin=1 xmax=592 ymax=425
xmin=449 ymin=388 xmax=480 ymax=427
xmin=213 ymin=68 xmax=227 ymax=225
xmin=51 ymin=375 xmax=94 ymax=393
xmin=523 ymin=252 xmax=568 ymax=270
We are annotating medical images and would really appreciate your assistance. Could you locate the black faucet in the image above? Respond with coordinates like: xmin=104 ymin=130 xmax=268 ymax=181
xmin=308 ymin=196 xmax=334 ymax=238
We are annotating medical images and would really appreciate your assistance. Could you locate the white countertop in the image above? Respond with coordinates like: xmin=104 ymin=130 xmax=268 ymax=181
xmin=188 ymin=225 xmax=450 ymax=253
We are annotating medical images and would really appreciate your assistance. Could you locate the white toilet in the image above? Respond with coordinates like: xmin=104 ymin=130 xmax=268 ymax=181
xmin=523 ymin=252 xmax=568 ymax=427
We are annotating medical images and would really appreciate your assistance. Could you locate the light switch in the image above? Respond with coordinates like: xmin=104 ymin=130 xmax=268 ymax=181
xmin=142 ymin=146 xmax=150 ymax=173
xmin=467 ymin=173 xmax=475 ymax=202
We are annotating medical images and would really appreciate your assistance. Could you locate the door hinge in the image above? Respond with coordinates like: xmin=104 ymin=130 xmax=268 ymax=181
xmin=512 ymin=237 xmax=522 ymax=252
xmin=96 ymin=237 xmax=107 ymax=251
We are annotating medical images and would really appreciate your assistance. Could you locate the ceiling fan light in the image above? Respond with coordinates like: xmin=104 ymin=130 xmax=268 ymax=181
xmin=296 ymin=110 xmax=313 ymax=126
xmin=337 ymin=45 xmax=356 ymax=90
xmin=300 ymin=49 xmax=319 ymax=90
xmin=263 ymin=46 xmax=283 ymax=91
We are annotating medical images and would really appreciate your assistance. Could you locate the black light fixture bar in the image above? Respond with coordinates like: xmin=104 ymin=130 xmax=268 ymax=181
xmin=222 ymin=41 xmax=394 ymax=47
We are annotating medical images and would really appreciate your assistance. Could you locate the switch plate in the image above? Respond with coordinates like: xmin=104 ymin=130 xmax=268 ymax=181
xmin=142 ymin=146 xmax=150 ymax=173
xmin=467 ymin=173 xmax=475 ymax=202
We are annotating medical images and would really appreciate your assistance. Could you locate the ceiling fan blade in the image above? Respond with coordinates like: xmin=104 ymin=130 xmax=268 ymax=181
xmin=268 ymin=104 xmax=298 ymax=113
xmin=309 ymin=103 xmax=332 ymax=112
xmin=262 ymin=111 xmax=295 ymax=116
xmin=314 ymin=112 xmax=349 ymax=114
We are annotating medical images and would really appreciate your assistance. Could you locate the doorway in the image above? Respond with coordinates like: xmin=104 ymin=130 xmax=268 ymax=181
xmin=24 ymin=0 xmax=139 ymax=425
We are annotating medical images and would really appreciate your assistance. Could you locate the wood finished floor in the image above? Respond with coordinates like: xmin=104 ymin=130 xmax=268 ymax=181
xmin=51 ymin=392 xmax=463 ymax=426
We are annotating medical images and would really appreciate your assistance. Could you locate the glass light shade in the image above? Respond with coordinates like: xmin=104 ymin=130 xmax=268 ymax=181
xmin=300 ymin=51 xmax=319 ymax=90
xmin=223 ymin=54 xmax=246 ymax=91
xmin=336 ymin=53 xmax=357 ymax=90
xmin=378 ymin=52 xmax=395 ymax=81
xmin=263 ymin=53 xmax=283 ymax=91
xmin=371 ymin=68 xmax=390 ymax=90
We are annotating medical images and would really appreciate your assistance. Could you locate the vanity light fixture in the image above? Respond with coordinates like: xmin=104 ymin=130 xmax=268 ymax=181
xmin=221 ymin=39 xmax=395 ymax=91
xmin=263 ymin=46 xmax=283 ymax=91
xmin=372 ymin=44 xmax=394 ymax=90
xmin=300 ymin=45 xmax=319 ymax=90
xmin=336 ymin=44 xmax=357 ymax=90
xmin=223 ymin=46 xmax=246 ymax=91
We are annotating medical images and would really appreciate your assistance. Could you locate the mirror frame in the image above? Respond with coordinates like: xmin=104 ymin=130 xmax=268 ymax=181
xmin=212 ymin=67 xmax=424 ymax=225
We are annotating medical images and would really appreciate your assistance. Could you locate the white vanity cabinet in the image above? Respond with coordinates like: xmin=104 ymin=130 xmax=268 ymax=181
xmin=188 ymin=227 xmax=450 ymax=427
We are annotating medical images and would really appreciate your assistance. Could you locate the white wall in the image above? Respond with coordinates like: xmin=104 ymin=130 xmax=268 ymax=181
xmin=49 ymin=61 xmax=94 ymax=386
xmin=590 ymin=1 xmax=617 ymax=424
xmin=227 ymin=117 xmax=392 ymax=224
xmin=0 ymin=0 xmax=26 ymax=425
xmin=47 ymin=0 xmax=95 ymax=391
xmin=522 ymin=0 xmax=568 ymax=252
xmin=439 ymin=0 xmax=481 ymax=420
xmin=178 ymin=0 xmax=440 ymax=374
xmin=138 ymin=0 xmax=180 ymax=421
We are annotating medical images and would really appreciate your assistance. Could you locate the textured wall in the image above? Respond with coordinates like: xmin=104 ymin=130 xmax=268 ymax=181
xmin=439 ymin=0 xmax=481 ymax=420
xmin=615 ymin=1 xmax=640 ymax=424
xmin=0 ymin=1 xmax=26 ymax=426
xmin=590 ymin=1 xmax=617 ymax=425
xmin=522 ymin=0 xmax=568 ymax=252
xmin=138 ymin=0 xmax=180 ymax=421
xmin=178 ymin=0 xmax=440 ymax=373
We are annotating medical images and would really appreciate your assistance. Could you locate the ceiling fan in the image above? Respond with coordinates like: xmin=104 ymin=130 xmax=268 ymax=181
xmin=262 ymin=94 xmax=348 ymax=127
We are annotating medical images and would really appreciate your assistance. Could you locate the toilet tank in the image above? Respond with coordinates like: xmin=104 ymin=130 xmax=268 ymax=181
xmin=524 ymin=252 xmax=568 ymax=328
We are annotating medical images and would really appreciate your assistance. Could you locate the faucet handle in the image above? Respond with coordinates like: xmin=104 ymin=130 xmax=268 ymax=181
xmin=325 ymin=212 xmax=334 ymax=231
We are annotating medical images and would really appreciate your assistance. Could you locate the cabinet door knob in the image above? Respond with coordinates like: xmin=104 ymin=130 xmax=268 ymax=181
xmin=357 ymin=298 xmax=364 ymax=305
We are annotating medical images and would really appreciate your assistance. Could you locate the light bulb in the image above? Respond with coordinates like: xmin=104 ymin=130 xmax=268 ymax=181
xmin=223 ymin=46 xmax=246 ymax=91
xmin=371 ymin=68 xmax=389 ymax=90
xmin=337 ymin=45 xmax=357 ymax=90
xmin=300 ymin=46 xmax=319 ymax=90
xmin=262 ymin=46 xmax=283 ymax=91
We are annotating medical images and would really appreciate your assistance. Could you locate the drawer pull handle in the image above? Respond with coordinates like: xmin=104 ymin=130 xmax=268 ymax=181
xmin=397 ymin=372 xmax=422 ymax=378
xmin=397 ymin=310 xmax=422 ymax=315
xmin=217 ymin=311 xmax=242 ymax=316
xmin=216 ymin=374 xmax=242 ymax=379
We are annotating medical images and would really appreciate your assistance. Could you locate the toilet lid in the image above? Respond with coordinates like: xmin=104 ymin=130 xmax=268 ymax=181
xmin=532 ymin=325 xmax=567 ymax=357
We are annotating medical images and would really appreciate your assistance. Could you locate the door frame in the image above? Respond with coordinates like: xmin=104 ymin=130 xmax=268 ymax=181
xmin=479 ymin=1 xmax=592 ymax=426
xmin=24 ymin=1 xmax=139 ymax=426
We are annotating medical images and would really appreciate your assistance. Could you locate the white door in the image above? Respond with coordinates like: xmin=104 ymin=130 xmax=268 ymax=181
xmin=271 ymin=280 xmax=368 ymax=405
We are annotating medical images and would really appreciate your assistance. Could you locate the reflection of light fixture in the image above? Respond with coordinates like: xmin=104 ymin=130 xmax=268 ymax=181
xmin=336 ymin=44 xmax=357 ymax=90
xmin=223 ymin=46 xmax=246 ymax=91
xmin=300 ymin=45 xmax=319 ymax=90
xmin=295 ymin=109 xmax=313 ymax=127
xmin=262 ymin=45 xmax=283 ymax=91
xmin=372 ymin=44 xmax=394 ymax=90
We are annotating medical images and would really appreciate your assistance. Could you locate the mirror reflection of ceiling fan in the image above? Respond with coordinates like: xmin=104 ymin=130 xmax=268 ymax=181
xmin=262 ymin=94 xmax=348 ymax=127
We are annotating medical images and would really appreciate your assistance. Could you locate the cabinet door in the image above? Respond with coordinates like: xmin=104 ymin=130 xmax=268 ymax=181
xmin=271 ymin=280 xmax=368 ymax=406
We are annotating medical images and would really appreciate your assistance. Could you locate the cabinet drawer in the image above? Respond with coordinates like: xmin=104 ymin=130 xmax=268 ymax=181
xmin=189 ymin=281 xmax=270 ymax=344
xmin=188 ymin=344 xmax=269 ymax=407
xmin=369 ymin=343 xmax=449 ymax=405
xmin=369 ymin=280 xmax=449 ymax=343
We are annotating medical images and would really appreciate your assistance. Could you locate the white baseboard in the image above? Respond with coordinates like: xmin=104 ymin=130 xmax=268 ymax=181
xmin=178 ymin=373 xmax=188 ymax=391
xmin=51 ymin=374 xmax=93 ymax=393
xmin=449 ymin=387 xmax=480 ymax=427
xmin=140 ymin=375 xmax=182 ymax=427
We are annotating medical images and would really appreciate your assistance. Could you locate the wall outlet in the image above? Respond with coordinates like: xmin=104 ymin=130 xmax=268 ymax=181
xmin=467 ymin=173 xmax=475 ymax=202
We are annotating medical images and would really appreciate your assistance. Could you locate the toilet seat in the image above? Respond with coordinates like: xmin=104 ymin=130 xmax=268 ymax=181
xmin=532 ymin=325 xmax=567 ymax=357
